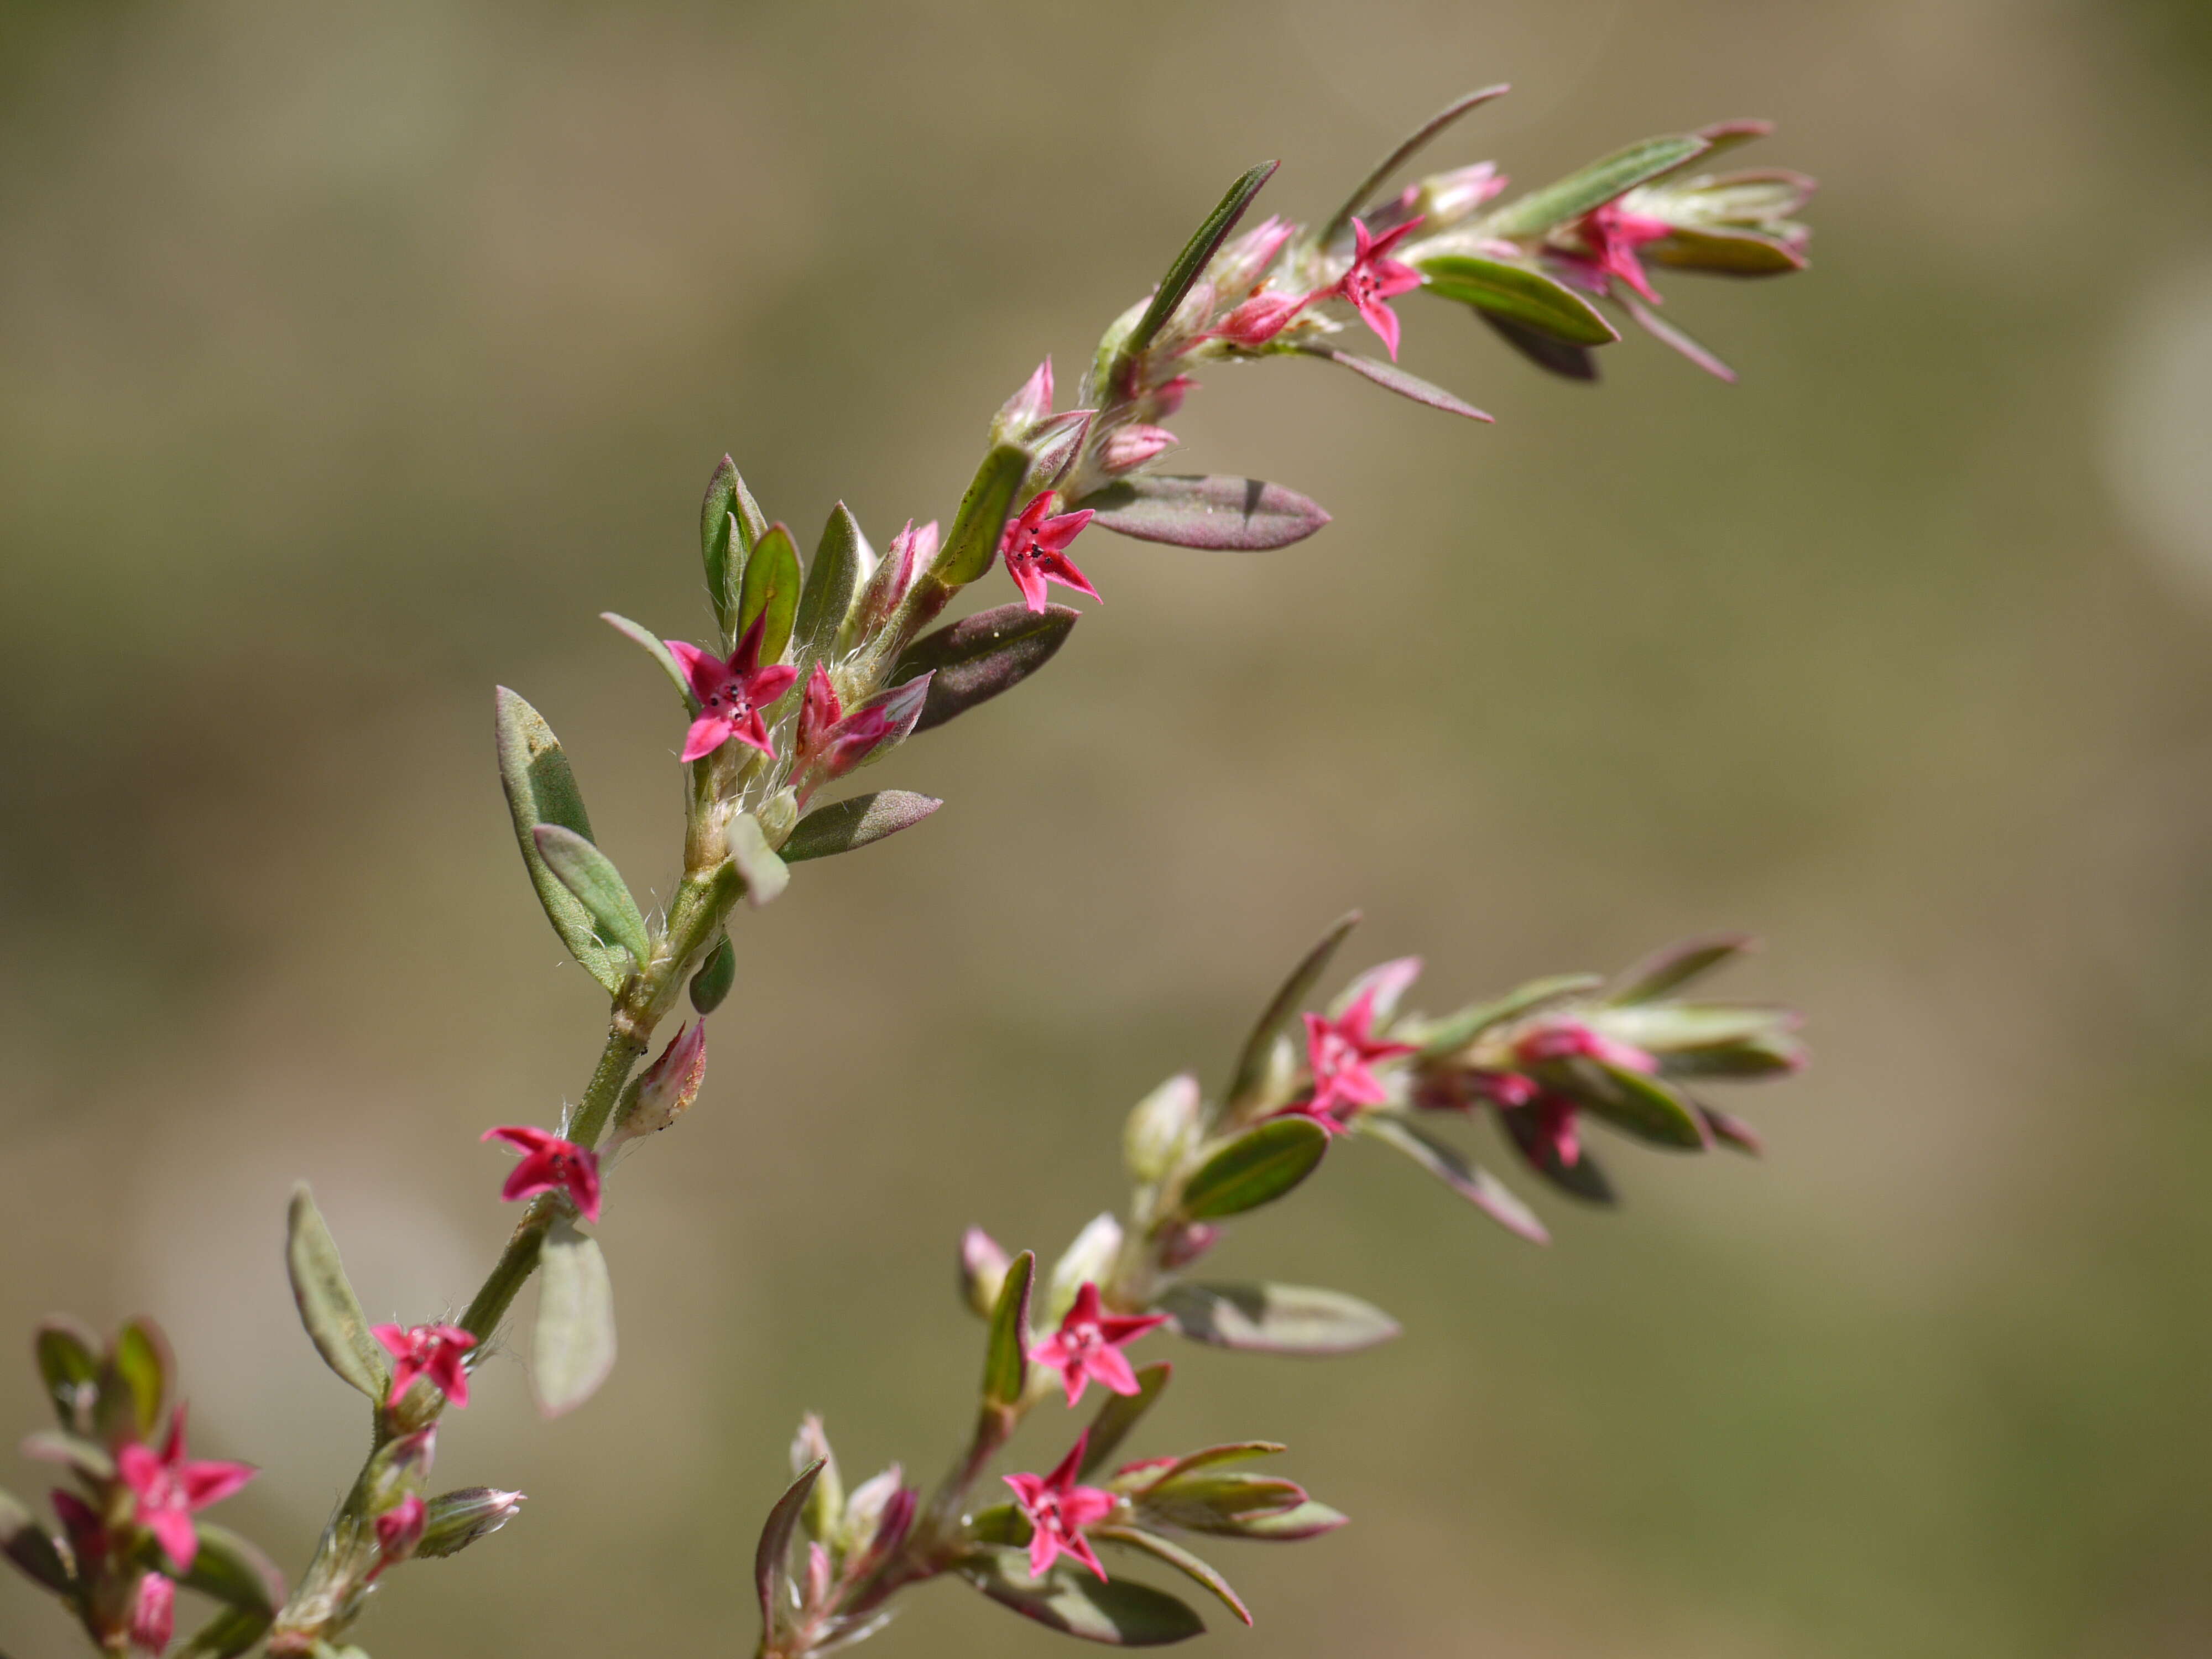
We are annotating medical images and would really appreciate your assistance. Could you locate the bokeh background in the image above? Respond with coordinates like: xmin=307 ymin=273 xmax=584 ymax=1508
xmin=6 ymin=2 xmax=2212 ymax=1655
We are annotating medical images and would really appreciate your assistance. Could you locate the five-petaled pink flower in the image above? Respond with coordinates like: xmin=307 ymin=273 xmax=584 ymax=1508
xmin=1004 ymin=1431 xmax=1118 ymax=1583
xmin=371 ymin=1322 xmax=477 ymax=1411
xmin=116 ymin=1407 xmax=257 ymax=1572
xmin=1288 ymin=987 xmax=1417 ymax=1132
xmin=1000 ymin=492 xmax=1098 ymax=613
xmin=792 ymin=663 xmax=932 ymax=805
xmin=1029 ymin=1283 xmax=1168 ymax=1407
xmin=482 ymin=1125 xmax=603 ymax=1223
xmin=1557 ymin=201 xmax=1673 ymax=305
xmin=129 ymin=1571 xmax=175 ymax=1655
xmin=1331 ymin=215 xmax=1426 ymax=360
xmin=666 ymin=613 xmax=800 ymax=764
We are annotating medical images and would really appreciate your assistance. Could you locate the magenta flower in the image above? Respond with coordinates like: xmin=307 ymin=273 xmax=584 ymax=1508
xmin=1004 ymin=1432 xmax=1118 ymax=1582
xmin=1151 ymin=375 xmax=1196 ymax=417
xmin=792 ymin=663 xmax=933 ymax=805
xmin=1556 ymin=201 xmax=1673 ymax=304
xmin=481 ymin=1125 xmax=603 ymax=1223
xmin=129 ymin=1572 xmax=175 ymax=1655
xmin=371 ymin=1322 xmax=477 ymax=1411
xmin=1289 ymin=987 xmax=1418 ymax=1132
xmin=1000 ymin=492 xmax=1099 ymax=613
xmin=665 ymin=613 xmax=800 ymax=764
xmin=1331 ymin=215 xmax=1426 ymax=360
xmin=1029 ymin=1283 xmax=1168 ymax=1407
xmin=372 ymin=1493 xmax=426 ymax=1575
xmin=116 ymin=1407 xmax=257 ymax=1572
xmin=1514 ymin=1019 xmax=1657 ymax=1075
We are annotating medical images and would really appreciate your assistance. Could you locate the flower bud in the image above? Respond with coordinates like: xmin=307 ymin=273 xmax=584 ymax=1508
xmin=1100 ymin=424 xmax=1178 ymax=475
xmin=959 ymin=1227 xmax=1011 ymax=1318
xmin=992 ymin=357 xmax=1055 ymax=442
xmin=689 ymin=931 xmax=736 ymax=1014
xmin=1158 ymin=1222 xmax=1219 ymax=1270
xmin=129 ymin=1572 xmax=175 ymax=1655
xmin=790 ymin=1413 xmax=843 ymax=1542
xmin=1415 ymin=161 xmax=1507 ymax=225
xmin=1209 ymin=292 xmax=1304 ymax=349
xmin=372 ymin=1492 xmax=426 ymax=1575
xmin=839 ymin=1465 xmax=911 ymax=1561
xmin=611 ymin=1022 xmax=708 ymax=1146
xmin=416 ymin=1487 xmax=526 ymax=1559
xmin=362 ymin=1426 xmax=436 ymax=1512
xmin=1046 ymin=1213 xmax=1125 ymax=1324
xmin=1208 ymin=215 xmax=1296 ymax=297
xmin=1124 ymin=1073 xmax=1202 ymax=1183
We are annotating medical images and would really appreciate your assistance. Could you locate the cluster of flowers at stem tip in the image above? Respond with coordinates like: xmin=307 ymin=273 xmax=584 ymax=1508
xmin=742 ymin=922 xmax=1804 ymax=1659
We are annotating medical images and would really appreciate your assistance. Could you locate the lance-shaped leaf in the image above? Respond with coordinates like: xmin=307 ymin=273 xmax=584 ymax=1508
xmin=1657 ymin=1032 xmax=1806 ymax=1078
xmin=1227 ymin=912 xmax=1359 ymax=1109
xmin=99 ymin=1318 xmax=169 ymax=1445
xmin=494 ymin=688 xmax=625 ymax=994
xmin=1318 ymin=84 xmax=1510 ymax=246
xmin=1620 ymin=292 xmax=1737 ymax=383
xmin=795 ymin=502 xmax=869 ymax=666
xmin=175 ymin=1523 xmax=284 ymax=1614
xmin=1499 ymin=1107 xmax=1618 ymax=1204
xmin=531 ymin=825 xmax=650 ymax=964
xmin=1479 ymin=310 xmax=1600 ymax=380
xmin=1094 ymin=1528 xmax=1250 ymax=1627
xmin=599 ymin=613 xmax=698 ymax=712
xmin=33 ymin=1318 xmax=99 ymax=1430
xmin=1602 ymin=1003 xmax=1794 ymax=1051
xmin=1154 ymin=1282 xmax=1397 ymax=1356
xmin=934 ymin=444 xmax=1031 ymax=589
xmin=534 ymin=1219 xmax=616 ymax=1417
xmin=418 ymin=1487 xmax=528 ymax=1558
xmin=1218 ymin=1500 xmax=1347 ymax=1541
xmin=177 ymin=1607 xmax=273 ymax=1659
xmin=1418 ymin=254 xmax=1620 ymax=345
xmin=781 ymin=791 xmax=943 ymax=863
xmin=21 ymin=1430 xmax=113 ymax=1479
xmin=1480 ymin=132 xmax=1710 ymax=238
xmin=701 ymin=456 xmax=745 ymax=639
xmin=1078 ymin=1362 xmax=1170 ymax=1479
xmin=1647 ymin=226 xmax=1806 ymax=276
xmin=894 ymin=603 xmax=1078 ymax=733
xmin=1 ymin=1488 xmax=70 ymax=1594
xmin=1700 ymin=1104 xmax=1764 ymax=1156
xmin=1358 ymin=1115 xmax=1549 ymax=1244
xmin=756 ymin=1459 xmax=825 ymax=1637
xmin=1288 ymin=346 xmax=1493 ymax=421
xmin=727 ymin=812 xmax=790 ymax=907
xmin=1078 ymin=474 xmax=1329 ymax=552
xmin=1416 ymin=972 xmax=1603 ymax=1060
xmin=689 ymin=931 xmax=736 ymax=1013
xmin=1177 ymin=1118 xmax=1328 ymax=1221
xmin=1609 ymin=934 xmax=1755 ymax=1004
xmin=1139 ymin=1443 xmax=1286 ymax=1488
xmin=959 ymin=1546 xmax=1206 ymax=1647
xmin=1124 ymin=161 xmax=1278 ymax=361
xmin=284 ymin=1186 xmax=391 ymax=1403
xmin=738 ymin=522 xmax=802 ymax=666
xmin=1564 ymin=1061 xmax=1709 ymax=1150
xmin=981 ymin=1250 xmax=1036 ymax=1413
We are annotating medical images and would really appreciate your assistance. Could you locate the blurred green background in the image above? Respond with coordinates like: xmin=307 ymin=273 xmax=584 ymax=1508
xmin=6 ymin=2 xmax=2212 ymax=1655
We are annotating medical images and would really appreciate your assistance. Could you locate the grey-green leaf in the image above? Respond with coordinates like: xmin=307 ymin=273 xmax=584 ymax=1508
xmin=1416 ymin=972 xmax=1604 ymax=1059
xmin=701 ymin=456 xmax=744 ymax=638
xmin=1608 ymin=934 xmax=1754 ymax=1004
xmin=1 ymin=1488 xmax=70 ymax=1594
xmin=1565 ymin=1061 xmax=1709 ymax=1150
xmin=934 ymin=444 xmax=1031 ymax=589
xmin=1078 ymin=473 xmax=1329 ymax=551
xmin=1126 ymin=161 xmax=1278 ymax=359
xmin=894 ymin=603 xmax=1078 ymax=732
xmin=1481 ymin=133 xmax=1710 ymax=238
xmin=177 ymin=1522 xmax=284 ymax=1614
xmin=1418 ymin=254 xmax=1621 ymax=345
xmin=1219 ymin=1500 xmax=1347 ymax=1541
xmin=285 ymin=1185 xmax=392 ymax=1404
xmin=103 ymin=1318 xmax=168 ymax=1443
xmin=534 ymin=1220 xmax=616 ymax=1418
xmin=1228 ymin=912 xmax=1359 ymax=1109
xmin=600 ymin=613 xmax=699 ymax=712
xmin=738 ymin=522 xmax=802 ymax=666
xmin=531 ymin=825 xmax=650 ymax=964
xmin=1289 ymin=345 xmax=1494 ymax=420
xmin=1358 ymin=1115 xmax=1549 ymax=1244
xmin=1478 ymin=310 xmax=1600 ymax=380
xmin=1319 ymin=85 xmax=1510 ymax=246
xmin=1094 ymin=1528 xmax=1251 ymax=1626
xmin=689 ymin=931 xmax=735 ymax=1013
xmin=755 ymin=1459 xmax=824 ymax=1637
xmin=1177 ymin=1118 xmax=1330 ymax=1222
xmin=961 ymin=1546 xmax=1206 ymax=1646
xmin=1078 ymin=1361 xmax=1170 ymax=1479
xmin=33 ymin=1318 xmax=99 ymax=1431
xmin=727 ymin=813 xmax=790 ymax=908
xmin=1154 ymin=1281 xmax=1397 ymax=1355
xmin=795 ymin=502 xmax=868 ymax=666
xmin=781 ymin=791 xmax=942 ymax=863
xmin=494 ymin=688 xmax=626 ymax=993
xmin=982 ymin=1249 xmax=1035 ymax=1412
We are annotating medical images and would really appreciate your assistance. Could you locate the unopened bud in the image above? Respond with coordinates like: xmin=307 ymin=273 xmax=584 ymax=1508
xmin=1047 ymin=1213 xmax=1124 ymax=1322
xmin=1101 ymin=424 xmax=1178 ymax=475
xmin=992 ymin=357 xmax=1055 ymax=442
xmin=612 ymin=1022 xmax=708 ymax=1145
xmin=363 ymin=1426 xmax=436 ymax=1510
xmin=790 ymin=1413 xmax=843 ymax=1541
xmin=1417 ymin=161 xmax=1507 ymax=225
xmin=959 ymin=1228 xmax=1011 ymax=1318
xmin=689 ymin=932 xmax=736 ymax=1014
xmin=371 ymin=1493 xmax=426 ymax=1577
xmin=1210 ymin=292 xmax=1304 ymax=349
xmin=128 ymin=1572 xmax=175 ymax=1655
xmin=839 ymin=1465 xmax=909 ymax=1560
xmin=1124 ymin=1073 xmax=1202 ymax=1183
xmin=1208 ymin=215 xmax=1296 ymax=297
xmin=416 ymin=1487 xmax=526 ymax=1559
xmin=1159 ymin=1222 xmax=1219 ymax=1270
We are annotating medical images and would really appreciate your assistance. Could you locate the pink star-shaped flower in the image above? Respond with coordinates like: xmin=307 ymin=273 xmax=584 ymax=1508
xmin=116 ymin=1407 xmax=257 ymax=1572
xmin=1557 ymin=201 xmax=1672 ymax=305
xmin=371 ymin=1322 xmax=478 ymax=1411
xmin=1004 ymin=1431 xmax=1118 ymax=1583
xmin=1000 ymin=492 xmax=1098 ymax=613
xmin=1332 ymin=215 xmax=1426 ymax=361
xmin=665 ymin=612 xmax=800 ymax=764
xmin=792 ymin=663 xmax=932 ymax=805
xmin=129 ymin=1571 xmax=175 ymax=1655
xmin=1029 ymin=1283 xmax=1168 ymax=1407
xmin=1286 ymin=987 xmax=1417 ymax=1133
xmin=481 ymin=1125 xmax=602 ymax=1223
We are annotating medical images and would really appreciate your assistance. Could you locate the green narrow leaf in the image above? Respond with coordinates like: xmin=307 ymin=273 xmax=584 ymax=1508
xmin=701 ymin=455 xmax=743 ymax=638
xmin=534 ymin=1220 xmax=616 ymax=1418
xmin=780 ymin=791 xmax=942 ymax=863
xmin=1094 ymin=1528 xmax=1251 ymax=1627
xmin=755 ymin=1460 xmax=825 ymax=1637
xmin=1125 ymin=161 xmax=1279 ymax=360
xmin=1177 ymin=1118 xmax=1329 ymax=1221
xmin=33 ymin=1318 xmax=100 ymax=1431
xmin=102 ymin=1318 xmax=169 ymax=1444
xmin=1227 ymin=913 xmax=1359 ymax=1108
xmin=727 ymin=813 xmax=790 ymax=908
xmin=285 ymin=1185 xmax=392 ymax=1404
xmin=1415 ymin=972 xmax=1603 ymax=1059
xmin=1563 ymin=1061 xmax=1709 ymax=1150
xmin=1154 ymin=1282 xmax=1398 ymax=1355
xmin=1318 ymin=84 xmax=1511 ymax=246
xmin=1417 ymin=254 xmax=1621 ymax=345
xmin=1657 ymin=1031 xmax=1806 ymax=1078
xmin=1647 ymin=226 xmax=1806 ymax=275
xmin=893 ymin=603 xmax=1078 ymax=733
xmin=981 ymin=1250 xmax=1035 ymax=1412
xmin=733 ymin=472 xmax=769 ymax=558
xmin=1 ymin=1488 xmax=71 ymax=1594
xmin=1357 ymin=1115 xmax=1549 ymax=1244
xmin=794 ymin=502 xmax=868 ymax=666
xmin=1078 ymin=1362 xmax=1170 ymax=1479
xmin=1134 ymin=1473 xmax=1309 ymax=1532
xmin=689 ymin=931 xmax=735 ymax=1013
xmin=1608 ymin=934 xmax=1755 ymax=1004
xmin=600 ymin=614 xmax=700 ymax=712
xmin=1288 ymin=346 xmax=1493 ymax=421
xmin=176 ymin=1607 xmax=272 ymax=1659
xmin=1217 ymin=1500 xmax=1347 ymax=1540
xmin=1481 ymin=133 xmax=1710 ymax=238
xmin=959 ymin=1546 xmax=1206 ymax=1646
xmin=175 ymin=1523 xmax=284 ymax=1614
xmin=933 ymin=444 xmax=1031 ymax=589
xmin=531 ymin=825 xmax=651 ymax=964
xmin=1144 ymin=1443 xmax=1286 ymax=1485
xmin=737 ymin=522 xmax=802 ymax=665
xmin=494 ymin=688 xmax=625 ymax=994
xmin=1478 ymin=309 xmax=1600 ymax=380
xmin=1077 ymin=473 xmax=1329 ymax=552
